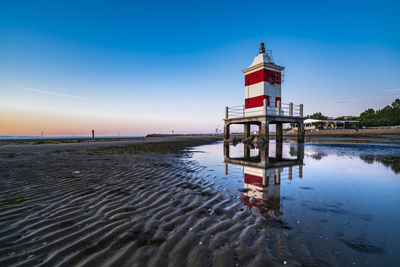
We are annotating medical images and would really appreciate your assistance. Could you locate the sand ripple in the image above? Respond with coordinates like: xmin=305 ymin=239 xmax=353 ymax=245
xmin=0 ymin=150 xmax=318 ymax=266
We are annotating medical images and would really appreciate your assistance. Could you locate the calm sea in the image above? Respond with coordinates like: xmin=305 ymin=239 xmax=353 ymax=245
xmin=185 ymin=141 xmax=400 ymax=266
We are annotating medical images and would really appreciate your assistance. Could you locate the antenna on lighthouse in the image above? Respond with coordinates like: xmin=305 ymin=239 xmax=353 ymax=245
xmin=258 ymin=42 xmax=275 ymax=63
xmin=259 ymin=42 xmax=265 ymax=54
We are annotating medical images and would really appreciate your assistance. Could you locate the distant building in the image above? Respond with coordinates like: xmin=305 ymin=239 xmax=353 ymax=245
xmin=303 ymin=118 xmax=359 ymax=130
xmin=340 ymin=116 xmax=357 ymax=120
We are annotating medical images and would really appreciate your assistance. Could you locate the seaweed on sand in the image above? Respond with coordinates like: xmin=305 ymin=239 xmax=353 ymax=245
xmin=92 ymin=139 xmax=219 ymax=155
xmin=136 ymin=237 xmax=164 ymax=247
xmin=2 ymin=196 xmax=29 ymax=205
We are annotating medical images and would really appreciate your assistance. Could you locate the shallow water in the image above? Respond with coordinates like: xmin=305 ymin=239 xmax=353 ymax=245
xmin=186 ymin=141 xmax=400 ymax=266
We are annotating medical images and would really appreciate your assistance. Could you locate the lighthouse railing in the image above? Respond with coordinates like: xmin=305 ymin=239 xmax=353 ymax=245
xmin=226 ymin=103 xmax=303 ymax=119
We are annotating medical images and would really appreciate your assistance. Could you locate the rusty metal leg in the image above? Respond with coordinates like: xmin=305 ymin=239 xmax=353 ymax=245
xmin=223 ymin=141 xmax=230 ymax=159
xmin=276 ymin=140 xmax=282 ymax=159
xmin=224 ymin=123 xmax=230 ymax=141
xmin=244 ymin=123 xmax=250 ymax=138
xmin=259 ymin=142 xmax=269 ymax=167
xmin=276 ymin=122 xmax=283 ymax=143
xmin=297 ymin=122 xmax=304 ymax=143
xmin=259 ymin=120 xmax=269 ymax=142
xmin=244 ymin=145 xmax=250 ymax=159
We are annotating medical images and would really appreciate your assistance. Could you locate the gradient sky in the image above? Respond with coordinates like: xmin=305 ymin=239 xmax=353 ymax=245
xmin=1 ymin=0 xmax=399 ymax=136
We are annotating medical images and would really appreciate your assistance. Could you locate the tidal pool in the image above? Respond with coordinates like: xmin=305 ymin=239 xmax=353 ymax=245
xmin=185 ymin=141 xmax=400 ymax=266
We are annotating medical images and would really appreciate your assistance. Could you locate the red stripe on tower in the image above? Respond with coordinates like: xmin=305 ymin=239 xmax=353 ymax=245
xmin=245 ymin=69 xmax=281 ymax=86
xmin=245 ymin=95 xmax=270 ymax=109
xmin=244 ymin=173 xmax=265 ymax=188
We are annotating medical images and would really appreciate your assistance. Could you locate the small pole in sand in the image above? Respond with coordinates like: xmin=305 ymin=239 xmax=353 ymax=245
xmin=92 ymin=129 xmax=95 ymax=139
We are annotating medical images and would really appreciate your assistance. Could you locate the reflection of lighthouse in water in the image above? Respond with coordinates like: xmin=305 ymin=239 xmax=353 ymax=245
xmin=243 ymin=165 xmax=281 ymax=214
xmin=224 ymin=142 xmax=304 ymax=216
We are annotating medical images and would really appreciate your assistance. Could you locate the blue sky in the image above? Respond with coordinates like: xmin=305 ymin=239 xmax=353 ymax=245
xmin=1 ymin=0 xmax=399 ymax=135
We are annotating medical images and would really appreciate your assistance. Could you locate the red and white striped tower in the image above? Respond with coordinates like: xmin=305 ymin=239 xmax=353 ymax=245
xmin=242 ymin=43 xmax=284 ymax=117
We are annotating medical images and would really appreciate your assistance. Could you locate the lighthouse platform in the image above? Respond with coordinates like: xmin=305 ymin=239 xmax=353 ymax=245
xmin=223 ymin=101 xmax=304 ymax=143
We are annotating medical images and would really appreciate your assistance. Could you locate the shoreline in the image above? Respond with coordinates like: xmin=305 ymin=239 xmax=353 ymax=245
xmin=0 ymin=135 xmax=222 ymax=154
xmin=0 ymin=136 xmax=298 ymax=266
xmin=1 ymin=132 xmax=400 ymax=155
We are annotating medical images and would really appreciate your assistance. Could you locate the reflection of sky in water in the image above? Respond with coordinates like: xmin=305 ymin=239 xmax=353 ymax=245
xmin=185 ymin=141 xmax=400 ymax=266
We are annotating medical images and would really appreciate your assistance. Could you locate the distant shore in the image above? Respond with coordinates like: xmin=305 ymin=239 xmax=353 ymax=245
xmin=0 ymin=135 xmax=222 ymax=154
xmin=2 ymin=129 xmax=400 ymax=154
xmin=302 ymin=127 xmax=400 ymax=138
xmin=296 ymin=128 xmax=400 ymax=145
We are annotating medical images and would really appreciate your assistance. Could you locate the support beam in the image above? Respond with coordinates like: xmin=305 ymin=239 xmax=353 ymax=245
xmin=259 ymin=120 xmax=269 ymax=141
xmin=276 ymin=140 xmax=282 ymax=159
xmin=244 ymin=145 xmax=250 ymax=159
xmin=276 ymin=122 xmax=283 ymax=143
xmin=297 ymin=143 xmax=304 ymax=160
xmin=297 ymin=122 xmax=304 ymax=143
xmin=259 ymin=143 xmax=269 ymax=167
xmin=275 ymin=168 xmax=281 ymax=184
xmin=224 ymin=123 xmax=230 ymax=140
xmin=299 ymin=164 xmax=303 ymax=178
xmin=289 ymin=166 xmax=293 ymax=180
xmin=244 ymin=123 xmax=251 ymax=138
xmin=223 ymin=142 xmax=230 ymax=159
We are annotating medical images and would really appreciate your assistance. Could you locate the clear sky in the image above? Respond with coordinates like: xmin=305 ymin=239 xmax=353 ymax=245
xmin=1 ymin=0 xmax=399 ymax=136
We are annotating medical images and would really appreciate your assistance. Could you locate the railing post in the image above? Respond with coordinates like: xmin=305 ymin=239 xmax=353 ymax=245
xmin=225 ymin=106 xmax=228 ymax=119
xmin=276 ymin=100 xmax=281 ymax=115
xmin=300 ymin=104 xmax=303 ymax=117
xmin=289 ymin=102 xmax=293 ymax=116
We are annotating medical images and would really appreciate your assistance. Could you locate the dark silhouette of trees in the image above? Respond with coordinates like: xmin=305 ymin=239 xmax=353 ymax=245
xmin=306 ymin=112 xmax=328 ymax=119
xmin=359 ymin=98 xmax=400 ymax=127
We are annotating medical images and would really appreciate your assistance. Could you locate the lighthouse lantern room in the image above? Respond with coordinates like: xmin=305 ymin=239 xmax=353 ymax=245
xmin=242 ymin=43 xmax=284 ymax=117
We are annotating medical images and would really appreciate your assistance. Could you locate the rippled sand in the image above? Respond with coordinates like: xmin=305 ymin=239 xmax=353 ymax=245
xmin=1 ymin=140 xmax=322 ymax=266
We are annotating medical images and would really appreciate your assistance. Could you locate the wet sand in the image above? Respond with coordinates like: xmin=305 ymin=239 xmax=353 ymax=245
xmin=5 ymin=136 xmax=384 ymax=266
xmin=0 ymin=137 xmax=314 ymax=267
xmin=0 ymin=136 xmax=221 ymax=154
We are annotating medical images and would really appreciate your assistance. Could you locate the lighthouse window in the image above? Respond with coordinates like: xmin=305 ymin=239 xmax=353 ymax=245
xmin=269 ymin=74 xmax=275 ymax=85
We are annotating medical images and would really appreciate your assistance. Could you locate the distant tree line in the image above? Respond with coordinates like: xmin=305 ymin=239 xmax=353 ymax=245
xmin=358 ymin=99 xmax=400 ymax=127
xmin=305 ymin=112 xmax=328 ymax=120
xmin=305 ymin=98 xmax=400 ymax=127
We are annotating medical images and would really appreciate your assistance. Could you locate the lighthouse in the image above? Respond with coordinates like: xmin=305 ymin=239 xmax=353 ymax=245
xmin=223 ymin=43 xmax=304 ymax=143
xmin=242 ymin=43 xmax=284 ymax=117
